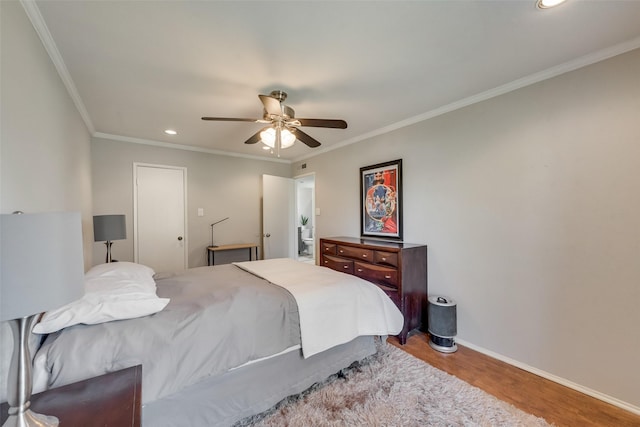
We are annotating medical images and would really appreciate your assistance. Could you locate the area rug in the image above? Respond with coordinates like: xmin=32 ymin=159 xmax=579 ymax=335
xmin=236 ymin=341 xmax=551 ymax=426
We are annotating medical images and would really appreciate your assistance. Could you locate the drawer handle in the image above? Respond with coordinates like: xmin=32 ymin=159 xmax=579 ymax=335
xmin=382 ymin=257 xmax=387 ymax=261
xmin=385 ymin=275 xmax=391 ymax=279
xmin=324 ymin=261 xmax=328 ymax=264
xmin=362 ymin=254 xmax=367 ymax=258
xmin=357 ymin=269 xmax=363 ymax=272
xmin=343 ymin=265 xmax=349 ymax=269
xmin=339 ymin=250 xmax=344 ymax=253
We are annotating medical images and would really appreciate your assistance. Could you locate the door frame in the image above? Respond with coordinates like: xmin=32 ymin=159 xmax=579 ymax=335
xmin=133 ymin=162 xmax=188 ymax=268
xmin=294 ymin=172 xmax=316 ymax=262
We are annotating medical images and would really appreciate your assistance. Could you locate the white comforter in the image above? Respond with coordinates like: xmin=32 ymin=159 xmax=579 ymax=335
xmin=234 ymin=258 xmax=404 ymax=357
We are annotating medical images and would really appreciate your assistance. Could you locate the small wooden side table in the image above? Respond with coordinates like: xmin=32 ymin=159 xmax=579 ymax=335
xmin=1 ymin=365 xmax=142 ymax=427
xmin=207 ymin=243 xmax=258 ymax=266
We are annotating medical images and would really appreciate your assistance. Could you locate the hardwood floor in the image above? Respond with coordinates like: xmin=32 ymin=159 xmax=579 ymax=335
xmin=388 ymin=332 xmax=640 ymax=427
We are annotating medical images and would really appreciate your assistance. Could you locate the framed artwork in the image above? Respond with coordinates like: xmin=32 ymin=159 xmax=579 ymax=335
xmin=360 ymin=159 xmax=403 ymax=240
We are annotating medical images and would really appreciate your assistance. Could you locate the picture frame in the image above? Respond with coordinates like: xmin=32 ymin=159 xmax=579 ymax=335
xmin=360 ymin=159 xmax=403 ymax=240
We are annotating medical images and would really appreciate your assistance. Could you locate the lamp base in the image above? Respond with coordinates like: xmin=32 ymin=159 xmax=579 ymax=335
xmin=4 ymin=316 xmax=60 ymax=427
xmin=2 ymin=409 xmax=59 ymax=427
xmin=104 ymin=241 xmax=113 ymax=263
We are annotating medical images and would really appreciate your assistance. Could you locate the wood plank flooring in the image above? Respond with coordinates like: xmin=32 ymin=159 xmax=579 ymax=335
xmin=388 ymin=332 xmax=640 ymax=427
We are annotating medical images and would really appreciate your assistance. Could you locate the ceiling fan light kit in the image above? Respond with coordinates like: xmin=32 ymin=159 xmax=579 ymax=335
xmin=202 ymin=90 xmax=347 ymax=157
xmin=260 ymin=127 xmax=296 ymax=149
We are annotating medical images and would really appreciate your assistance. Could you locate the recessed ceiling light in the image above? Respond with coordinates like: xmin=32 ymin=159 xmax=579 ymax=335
xmin=164 ymin=129 xmax=177 ymax=135
xmin=536 ymin=0 xmax=567 ymax=9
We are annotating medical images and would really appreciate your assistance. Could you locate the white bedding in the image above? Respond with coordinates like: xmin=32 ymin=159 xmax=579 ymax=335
xmin=233 ymin=258 xmax=404 ymax=357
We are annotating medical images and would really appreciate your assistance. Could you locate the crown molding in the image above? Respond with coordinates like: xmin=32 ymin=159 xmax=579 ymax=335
xmin=93 ymin=132 xmax=290 ymax=164
xmin=18 ymin=0 xmax=640 ymax=164
xmin=20 ymin=0 xmax=95 ymax=134
xmin=294 ymin=35 xmax=640 ymax=163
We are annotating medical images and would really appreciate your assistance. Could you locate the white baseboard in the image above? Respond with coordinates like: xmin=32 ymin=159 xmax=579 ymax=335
xmin=455 ymin=338 xmax=640 ymax=416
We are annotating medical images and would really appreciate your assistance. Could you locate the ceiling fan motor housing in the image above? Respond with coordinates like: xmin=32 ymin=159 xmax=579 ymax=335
xmin=262 ymin=104 xmax=295 ymax=121
xmin=269 ymin=90 xmax=288 ymax=102
xmin=281 ymin=105 xmax=295 ymax=119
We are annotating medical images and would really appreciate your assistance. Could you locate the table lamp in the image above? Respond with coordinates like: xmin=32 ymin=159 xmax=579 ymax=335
xmin=1 ymin=211 xmax=85 ymax=427
xmin=209 ymin=217 xmax=229 ymax=247
xmin=93 ymin=214 xmax=126 ymax=263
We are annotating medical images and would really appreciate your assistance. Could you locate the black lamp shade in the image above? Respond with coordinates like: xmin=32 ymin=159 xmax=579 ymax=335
xmin=93 ymin=214 xmax=126 ymax=242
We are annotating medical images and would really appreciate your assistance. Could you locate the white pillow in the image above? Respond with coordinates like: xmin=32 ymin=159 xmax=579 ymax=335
xmin=33 ymin=262 xmax=170 ymax=334
xmin=85 ymin=261 xmax=156 ymax=284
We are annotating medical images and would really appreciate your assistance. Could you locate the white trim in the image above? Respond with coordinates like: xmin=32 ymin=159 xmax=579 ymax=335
xmin=133 ymin=163 xmax=189 ymax=270
xmin=20 ymin=0 xmax=95 ymax=134
xmin=455 ymin=338 xmax=640 ymax=416
xmin=95 ymin=132 xmax=290 ymax=164
xmin=292 ymin=35 xmax=640 ymax=163
xmin=22 ymin=0 xmax=640 ymax=165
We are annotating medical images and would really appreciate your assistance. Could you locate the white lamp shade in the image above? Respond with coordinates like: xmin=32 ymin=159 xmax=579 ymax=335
xmin=260 ymin=127 xmax=296 ymax=148
xmin=1 ymin=212 xmax=85 ymax=321
xmin=93 ymin=214 xmax=126 ymax=242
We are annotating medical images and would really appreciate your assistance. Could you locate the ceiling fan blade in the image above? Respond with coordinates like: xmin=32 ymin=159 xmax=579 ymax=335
xmin=243 ymin=127 xmax=271 ymax=144
xmin=294 ymin=128 xmax=321 ymax=148
xmin=297 ymin=118 xmax=347 ymax=129
xmin=201 ymin=117 xmax=260 ymax=122
xmin=258 ymin=95 xmax=282 ymax=116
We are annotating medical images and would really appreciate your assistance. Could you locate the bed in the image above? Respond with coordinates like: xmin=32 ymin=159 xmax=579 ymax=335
xmin=28 ymin=258 xmax=403 ymax=426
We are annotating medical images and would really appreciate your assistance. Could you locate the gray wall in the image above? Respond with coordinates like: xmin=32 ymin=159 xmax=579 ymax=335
xmin=1 ymin=1 xmax=93 ymax=261
xmin=91 ymin=137 xmax=290 ymax=268
xmin=1 ymin=1 xmax=93 ymax=402
xmin=3 ymin=0 xmax=639 ymax=412
xmin=295 ymin=48 xmax=640 ymax=409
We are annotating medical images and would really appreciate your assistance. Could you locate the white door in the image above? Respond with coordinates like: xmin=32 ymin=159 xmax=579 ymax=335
xmin=134 ymin=164 xmax=187 ymax=272
xmin=262 ymin=174 xmax=295 ymax=259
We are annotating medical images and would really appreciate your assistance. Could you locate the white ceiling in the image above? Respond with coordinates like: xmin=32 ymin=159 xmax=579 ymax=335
xmin=27 ymin=0 xmax=640 ymax=162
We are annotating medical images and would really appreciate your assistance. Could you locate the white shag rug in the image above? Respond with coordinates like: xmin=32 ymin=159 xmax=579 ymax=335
xmin=236 ymin=342 xmax=552 ymax=426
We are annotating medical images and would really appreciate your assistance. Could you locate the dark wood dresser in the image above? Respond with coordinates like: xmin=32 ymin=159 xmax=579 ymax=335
xmin=1 ymin=365 xmax=141 ymax=427
xmin=320 ymin=236 xmax=427 ymax=344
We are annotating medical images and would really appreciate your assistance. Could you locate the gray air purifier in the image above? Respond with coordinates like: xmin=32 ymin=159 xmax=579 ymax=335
xmin=428 ymin=295 xmax=457 ymax=353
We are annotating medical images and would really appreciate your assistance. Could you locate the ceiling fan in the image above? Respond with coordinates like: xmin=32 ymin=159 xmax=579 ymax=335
xmin=202 ymin=90 xmax=347 ymax=156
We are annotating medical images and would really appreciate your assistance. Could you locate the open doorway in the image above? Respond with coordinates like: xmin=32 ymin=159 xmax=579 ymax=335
xmin=295 ymin=173 xmax=315 ymax=264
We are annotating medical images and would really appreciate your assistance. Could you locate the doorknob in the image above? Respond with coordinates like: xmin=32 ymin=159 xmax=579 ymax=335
xmin=177 ymin=236 xmax=183 ymax=241
xmin=264 ymin=233 xmax=271 ymax=238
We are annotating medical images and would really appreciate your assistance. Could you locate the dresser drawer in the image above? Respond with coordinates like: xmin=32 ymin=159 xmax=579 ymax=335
xmin=337 ymin=245 xmax=374 ymax=262
xmin=354 ymin=261 xmax=398 ymax=288
xmin=322 ymin=255 xmax=354 ymax=274
xmin=374 ymin=250 xmax=398 ymax=268
xmin=321 ymin=242 xmax=337 ymax=255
